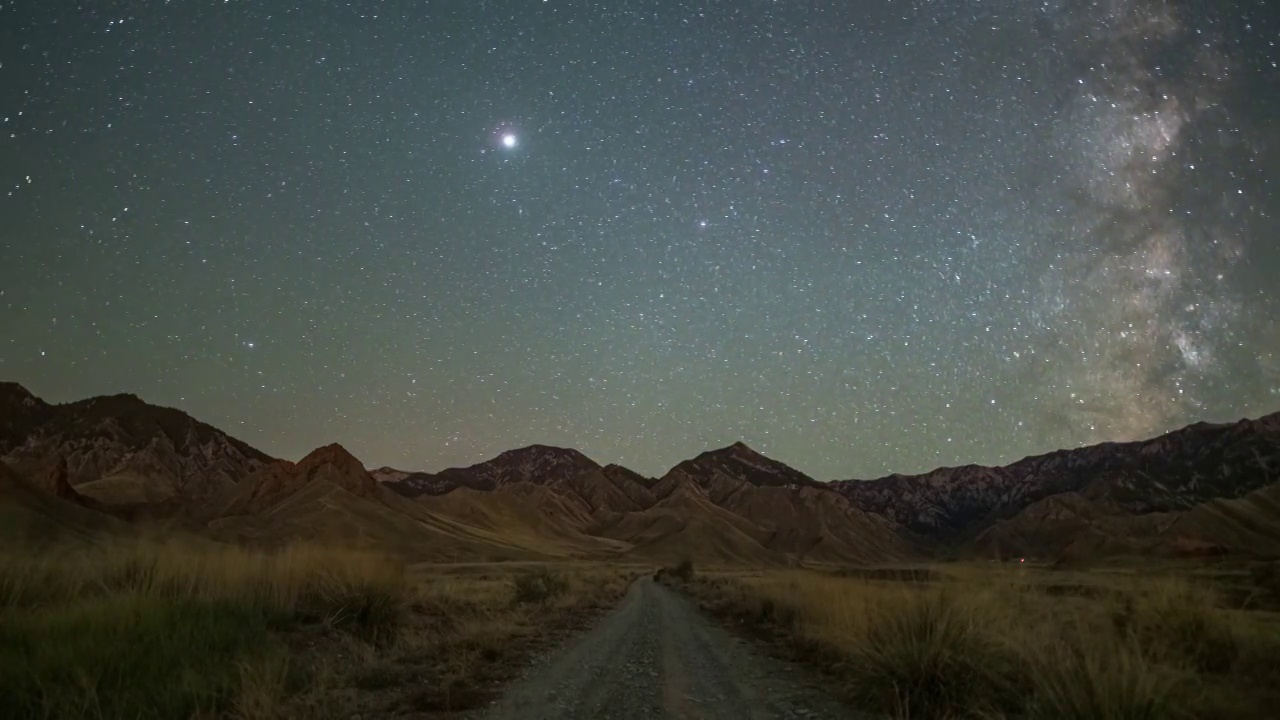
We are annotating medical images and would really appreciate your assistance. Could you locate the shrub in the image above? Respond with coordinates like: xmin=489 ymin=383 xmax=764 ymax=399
xmin=671 ymin=559 xmax=695 ymax=582
xmin=511 ymin=568 xmax=569 ymax=605
xmin=755 ymin=597 xmax=800 ymax=631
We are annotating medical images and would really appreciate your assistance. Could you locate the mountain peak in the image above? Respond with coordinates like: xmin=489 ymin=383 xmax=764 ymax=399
xmin=224 ymin=443 xmax=378 ymax=514
xmin=297 ymin=443 xmax=366 ymax=474
xmin=385 ymin=444 xmax=604 ymax=497
xmin=0 ymin=382 xmax=37 ymax=402
xmin=485 ymin=444 xmax=601 ymax=477
xmin=0 ymin=383 xmax=52 ymax=447
xmin=495 ymin=444 xmax=594 ymax=464
xmin=701 ymin=441 xmax=771 ymax=463
xmin=724 ymin=441 xmax=766 ymax=458
xmin=1 ymin=381 xmax=271 ymax=502
xmin=669 ymin=442 xmax=822 ymax=490
xmin=73 ymin=392 xmax=150 ymax=413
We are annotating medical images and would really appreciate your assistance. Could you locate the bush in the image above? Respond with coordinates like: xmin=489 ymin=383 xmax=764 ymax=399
xmin=511 ymin=568 xmax=569 ymax=605
xmin=672 ymin=559 xmax=695 ymax=582
xmin=756 ymin=597 xmax=800 ymax=631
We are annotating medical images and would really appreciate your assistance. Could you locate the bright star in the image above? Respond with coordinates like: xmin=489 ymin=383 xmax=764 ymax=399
xmin=501 ymin=133 xmax=517 ymax=148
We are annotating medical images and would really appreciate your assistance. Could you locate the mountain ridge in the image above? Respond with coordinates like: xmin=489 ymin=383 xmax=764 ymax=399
xmin=1 ymin=383 xmax=272 ymax=504
xmin=4 ymin=381 xmax=1279 ymax=563
xmin=831 ymin=411 xmax=1280 ymax=544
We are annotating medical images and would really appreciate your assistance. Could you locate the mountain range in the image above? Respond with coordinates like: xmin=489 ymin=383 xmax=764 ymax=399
xmin=3 ymin=381 xmax=1279 ymax=563
xmin=830 ymin=413 xmax=1280 ymax=558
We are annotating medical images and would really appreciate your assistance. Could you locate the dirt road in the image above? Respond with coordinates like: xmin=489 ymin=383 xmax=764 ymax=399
xmin=474 ymin=578 xmax=858 ymax=720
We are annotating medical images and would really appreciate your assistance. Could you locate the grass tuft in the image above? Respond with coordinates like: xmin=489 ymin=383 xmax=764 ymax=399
xmin=847 ymin=589 xmax=1017 ymax=719
xmin=511 ymin=567 xmax=569 ymax=605
xmin=1021 ymin=640 xmax=1181 ymax=720
xmin=1121 ymin=578 xmax=1239 ymax=673
xmin=233 ymin=652 xmax=294 ymax=720
xmin=682 ymin=565 xmax=1280 ymax=720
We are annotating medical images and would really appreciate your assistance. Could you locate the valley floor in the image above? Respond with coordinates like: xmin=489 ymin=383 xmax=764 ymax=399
xmin=672 ymin=561 xmax=1280 ymax=720
xmin=0 ymin=541 xmax=638 ymax=720
xmin=7 ymin=538 xmax=1280 ymax=720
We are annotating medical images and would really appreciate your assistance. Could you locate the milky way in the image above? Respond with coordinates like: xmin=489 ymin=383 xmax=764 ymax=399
xmin=1 ymin=1 xmax=1276 ymax=478
xmin=1034 ymin=0 xmax=1278 ymax=446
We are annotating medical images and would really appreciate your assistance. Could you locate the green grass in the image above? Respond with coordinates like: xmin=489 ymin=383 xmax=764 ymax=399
xmin=0 ymin=596 xmax=273 ymax=720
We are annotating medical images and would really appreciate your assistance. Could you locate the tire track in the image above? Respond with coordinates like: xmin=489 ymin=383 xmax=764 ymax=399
xmin=473 ymin=578 xmax=857 ymax=720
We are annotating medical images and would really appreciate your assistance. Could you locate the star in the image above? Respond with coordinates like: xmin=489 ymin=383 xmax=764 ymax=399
xmin=1 ymin=0 xmax=1274 ymax=479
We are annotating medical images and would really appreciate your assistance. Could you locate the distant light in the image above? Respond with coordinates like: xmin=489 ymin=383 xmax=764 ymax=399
xmin=501 ymin=133 xmax=517 ymax=148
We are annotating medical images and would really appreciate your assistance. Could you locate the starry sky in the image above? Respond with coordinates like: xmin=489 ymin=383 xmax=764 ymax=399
xmin=2 ymin=0 xmax=1277 ymax=480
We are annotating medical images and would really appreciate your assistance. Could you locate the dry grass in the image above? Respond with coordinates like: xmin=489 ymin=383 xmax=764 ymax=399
xmin=1019 ymin=641 xmax=1179 ymax=720
xmin=1 ymin=540 xmax=405 ymax=613
xmin=511 ymin=566 xmax=571 ymax=604
xmin=680 ymin=565 xmax=1280 ymax=720
xmin=0 ymin=538 xmax=410 ymax=720
xmin=0 ymin=540 xmax=640 ymax=720
xmin=374 ymin=564 xmax=637 ymax=714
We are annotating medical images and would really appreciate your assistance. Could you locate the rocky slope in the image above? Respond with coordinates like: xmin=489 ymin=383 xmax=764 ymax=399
xmin=639 ymin=442 xmax=909 ymax=563
xmin=664 ymin=442 xmax=825 ymax=491
xmin=218 ymin=443 xmax=380 ymax=516
xmin=831 ymin=412 xmax=1280 ymax=544
xmin=0 ymin=383 xmax=272 ymax=504
xmin=383 ymin=445 xmax=604 ymax=495
xmin=972 ymin=477 xmax=1280 ymax=561
xmin=0 ymin=460 xmax=125 ymax=545
xmin=208 ymin=443 xmax=564 ymax=560
xmin=384 ymin=445 xmax=661 ymax=520
xmin=384 ymin=441 xmax=910 ymax=564
xmin=13 ymin=380 xmax=1274 ymax=563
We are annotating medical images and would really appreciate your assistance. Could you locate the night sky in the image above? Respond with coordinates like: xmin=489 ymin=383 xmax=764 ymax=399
xmin=2 ymin=1 xmax=1277 ymax=480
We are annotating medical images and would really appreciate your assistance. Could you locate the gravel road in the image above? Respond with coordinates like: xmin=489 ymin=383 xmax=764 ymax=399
xmin=473 ymin=578 xmax=858 ymax=720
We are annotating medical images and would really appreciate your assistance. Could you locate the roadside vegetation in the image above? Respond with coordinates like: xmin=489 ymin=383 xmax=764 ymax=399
xmin=0 ymin=539 xmax=635 ymax=720
xmin=674 ymin=564 xmax=1280 ymax=720
xmin=653 ymin=558 xmax=696 ymax=583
